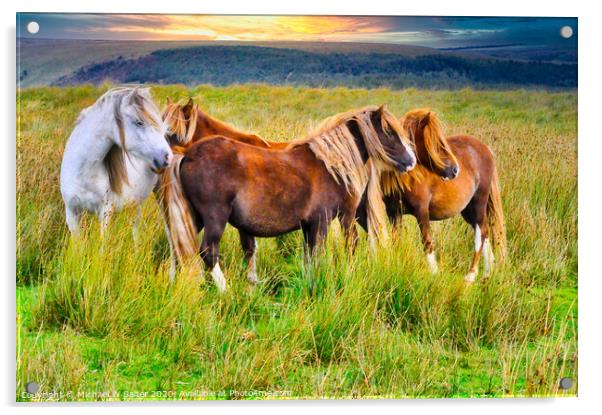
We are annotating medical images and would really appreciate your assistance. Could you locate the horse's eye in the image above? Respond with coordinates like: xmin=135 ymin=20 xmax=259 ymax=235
xmin=135 ymin=120 xmax=144 ymax=127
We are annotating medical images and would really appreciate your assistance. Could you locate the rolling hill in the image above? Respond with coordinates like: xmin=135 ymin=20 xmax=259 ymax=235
xmin=18 ymin=38 xmax=577 ymax=90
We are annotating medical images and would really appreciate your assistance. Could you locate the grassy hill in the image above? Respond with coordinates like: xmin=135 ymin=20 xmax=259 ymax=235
xmin=17 ymin=38 xmax=443 ymax=88
xmin=17 ymin=84 xmax=577 ymax=400
xmin=18 ymin=39 xmax=577 ymax=90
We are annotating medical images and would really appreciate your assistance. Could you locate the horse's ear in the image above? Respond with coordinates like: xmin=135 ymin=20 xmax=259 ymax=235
xmin=166 ymin=96 xmax=173 ymax=105
xmin=377 ymin=104 xmax=387 ymax=115
xmin=419 ymin=112 xmax=431 ymax=130
xmin=182 ymin=98 xmax=194 ymax=117
xmin=127 ymin=88 xmax=140 ymax=105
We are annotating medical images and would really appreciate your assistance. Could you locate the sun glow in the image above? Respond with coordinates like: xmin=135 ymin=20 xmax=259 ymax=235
xmin=96 ymin=15 xmax=391 ymax=41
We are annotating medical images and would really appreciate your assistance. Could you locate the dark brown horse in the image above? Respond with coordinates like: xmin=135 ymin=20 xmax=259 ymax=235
xmin=166 ymin=105 xmax=416 ymax=291
xmin=158 ymin=98 xmax=288 ymax=282
xmin=357 ymin=108 xmax=506 ymax=283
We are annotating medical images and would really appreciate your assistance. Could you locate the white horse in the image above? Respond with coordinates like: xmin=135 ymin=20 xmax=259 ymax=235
xmin=60 ymin=87 xmax=173 ymax=235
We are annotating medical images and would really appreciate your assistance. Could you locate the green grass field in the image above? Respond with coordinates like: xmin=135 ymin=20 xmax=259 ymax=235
xmin=16 ymin=84 xmax=577 ymax=401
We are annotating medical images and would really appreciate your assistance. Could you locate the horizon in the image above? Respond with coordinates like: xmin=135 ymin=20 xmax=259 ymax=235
xmin=17 ymin=14 xmax=577 ymax=51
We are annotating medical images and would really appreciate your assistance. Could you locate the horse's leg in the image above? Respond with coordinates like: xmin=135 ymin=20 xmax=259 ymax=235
xmin=163 ymin=221 xmax=177 ymax=283
xmin=239 ymin=230 xmax=259 ymax=285
xmin=355 ymin=194 xmax=368 ymax=234
xmin=97 ymin=203 xmax=114 ymax=236
xmin=132 ymin=206 xmax=142 ymax=246
xmin=385 ymin=195 xmax=404 ymax=232
xmin=340 ymin=209 xmax=358 ymax=253
xmin=65 ymin=205 xmax=81 ymax=236
xmin=357 ymin=194 xmax=401 ymax=235
xmin=311 ymin=216 xmax=331 ymax=254
xmin=416 ymin=207 xmax=437 ymax=274
xmin=482 ymin=236 xmax=494 ymax=275
xmin=461 ymin=192 xmax=490 ymax=283
xmin=301 ymin=215 xmax=331 ymax=281
xmin=199 ymin=209 xmax=230 ymax=292
xmin=301 ymin=214 xmax=331 ymax=262
xmin=301 ymin=222 xmax=313 ymax=264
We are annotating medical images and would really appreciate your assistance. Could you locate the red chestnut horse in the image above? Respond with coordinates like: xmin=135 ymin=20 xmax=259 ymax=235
xmin=158 ymin=98 xmax=288 ymax=281
xmin=165 ymin=105 xmax=416 ymax=291
xmin=357 ymin=108 xmax=506 ymax=283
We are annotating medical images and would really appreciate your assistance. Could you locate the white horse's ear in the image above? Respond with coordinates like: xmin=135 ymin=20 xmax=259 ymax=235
xmin=127 ymin=88 xmax=138 ymax=103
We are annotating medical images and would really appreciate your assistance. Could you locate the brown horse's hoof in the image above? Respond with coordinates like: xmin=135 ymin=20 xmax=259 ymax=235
xmin=426 ymin=252 xmax=439 ymax=274
xmin=211 ymin=264 xmax=227 ymax=293
xmin=247 ymin=271 xmax=259 ymax=285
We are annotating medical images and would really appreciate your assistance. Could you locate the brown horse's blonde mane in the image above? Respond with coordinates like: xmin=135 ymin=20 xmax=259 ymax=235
xmin=404 ymin=108 xmax=456 ymax=171
xmin=162 ymin=99 xmax=271 ymax=147
xmin=87 ymin=87 xmax=162 ymax=195
xmin=382 ymin=108 xmax=457 ymax=194
xmin=162 ymin=100 xmax=199 ymax=146
xmin=289 ymin=105 xmax=409 ymax=247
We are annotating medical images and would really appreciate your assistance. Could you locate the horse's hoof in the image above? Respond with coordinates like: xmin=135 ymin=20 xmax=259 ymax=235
xmin=211 ymin=264 xmax=227 ymax=293
xmin=247 ymin=271 xmax=259 ymax=285
xmin=426 ymin=252 xmax=439 ymax=274
xmin=464 ymin=271 xmax=477 ymax=284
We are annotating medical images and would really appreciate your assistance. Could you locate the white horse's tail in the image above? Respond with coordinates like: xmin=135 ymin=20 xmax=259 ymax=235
xmin=157 ymin=153 xmax=199 ymax=263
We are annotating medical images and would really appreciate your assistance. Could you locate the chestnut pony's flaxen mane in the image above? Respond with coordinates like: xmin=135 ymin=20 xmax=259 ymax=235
xmin=161 ymin=99 xmax=271 ymax=149
xmin=289 ymin=105 xmax=410 ymax=246
xmin=381 ymin=108 xmax=457 ymax=195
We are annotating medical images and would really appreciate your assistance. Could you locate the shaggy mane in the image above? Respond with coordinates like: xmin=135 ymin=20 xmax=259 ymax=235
xmin=162 ymin=100 xmax=271 ymax=147
xmin=92 ymin=87 xmax=163 ymax=194
xmin=383 ymin=108 xmax=456 ymax=194
xmin=289 ymin=105 xmax=410 ymax=247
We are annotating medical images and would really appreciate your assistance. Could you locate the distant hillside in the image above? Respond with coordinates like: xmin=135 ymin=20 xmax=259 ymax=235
xmin=53 ymin=45 xmax=576 ymax=90
xmin=439 ymin=44 xmax=578 ymax=63
xmin=18 ymin=39 xmax=577 ymax=90
xmin=17 ymin=38 xmax=445 ymax=88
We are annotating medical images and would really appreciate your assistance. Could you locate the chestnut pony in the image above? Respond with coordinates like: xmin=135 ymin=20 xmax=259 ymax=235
xmin=357 ymin=108 xmax=506 ymax=283
xmin=158 ymin=98 xmax=287 ymax=281
xmin=161 ymin=104 xmax=416 ymax=291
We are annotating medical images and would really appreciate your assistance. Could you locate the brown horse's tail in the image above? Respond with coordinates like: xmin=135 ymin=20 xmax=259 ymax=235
xmin=487 ymin=166 xmax=507 ymax=261
xmin=157 ymin=151 xmax=199 ymax=263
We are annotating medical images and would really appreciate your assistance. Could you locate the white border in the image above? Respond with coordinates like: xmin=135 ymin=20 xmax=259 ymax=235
xmin=3 ymin=0 xmax=599 ymax=414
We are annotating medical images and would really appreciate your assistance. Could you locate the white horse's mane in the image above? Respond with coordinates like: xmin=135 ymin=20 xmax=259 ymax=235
xmin=75 ymin=86 xmax=163 ymax=195
xmin=76 ymin=86 xmax=161 ymax=127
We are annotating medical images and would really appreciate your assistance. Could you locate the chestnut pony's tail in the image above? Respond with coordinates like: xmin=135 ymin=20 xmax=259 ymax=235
xmin=156 ymin=150 xmax=199 ymax=263
xmin=487 ymin=165 xmax=507 ymax=261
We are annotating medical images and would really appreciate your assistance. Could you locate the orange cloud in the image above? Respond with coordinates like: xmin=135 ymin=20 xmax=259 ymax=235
xmin=100 ymin=15 xmax=392 ymax=41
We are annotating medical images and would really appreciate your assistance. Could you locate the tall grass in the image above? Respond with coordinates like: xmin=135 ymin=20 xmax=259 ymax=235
xmin=17 ymin=85 xmax=577 ymax=400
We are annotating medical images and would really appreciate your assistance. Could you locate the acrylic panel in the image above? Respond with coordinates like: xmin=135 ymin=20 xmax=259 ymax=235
xmin=16 ymin=13 xmax=578 ymax=401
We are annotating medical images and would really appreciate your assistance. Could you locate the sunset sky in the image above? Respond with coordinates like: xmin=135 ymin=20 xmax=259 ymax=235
xmin=17 ymin=14 xmax=577 ymax=49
